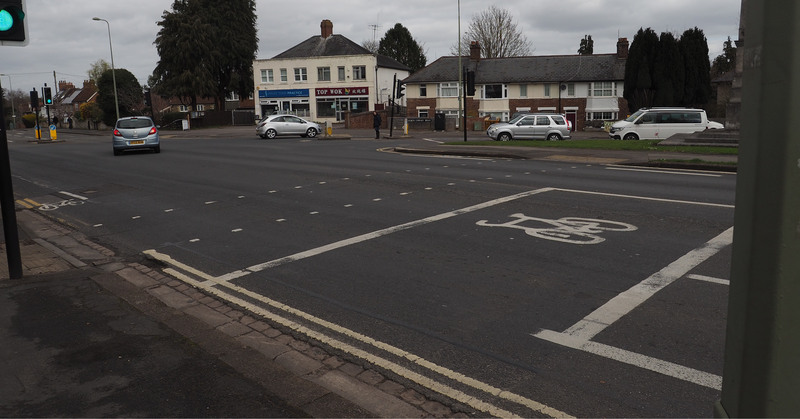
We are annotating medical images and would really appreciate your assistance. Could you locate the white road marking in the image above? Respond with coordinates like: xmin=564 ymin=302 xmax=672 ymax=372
xmin=687 ymin=273 xmax=730 ymax=286
xmin=59 ymin=191 xmax=88 ymax=200
xmin=534 ymin=330 xmax=722 ymax=390
xmin=532 ymin=227 xmax=733 ymax=390
xmin=216 ymin=188 xmax=554 ymax=281
xmin=205 ymin=201 xmax=217 ymax=205
xmin=556 ymin=188 xmax=735 ymax=209
xmin=145 ymin=250 xmax=570 ymax=418
xmin=606 ymin=166 xmax=723 ymax=177
xmin=132 ymin=216 xmax=141 ymax=220
xmin=232 ymin=228 xmax=243 ymax=233
xmin=561 ymin=227 xmax=733 ymax=341
xmin=165 ymin=209 xmax=174 ymax=212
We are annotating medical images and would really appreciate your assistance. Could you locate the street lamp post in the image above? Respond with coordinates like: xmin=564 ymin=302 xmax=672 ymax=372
xmin=92 ymin=17 xmax=119 ymax=121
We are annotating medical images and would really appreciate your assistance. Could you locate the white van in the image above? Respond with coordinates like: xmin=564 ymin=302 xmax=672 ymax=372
xmin=608 ymin=108 xmax=723 ymax=140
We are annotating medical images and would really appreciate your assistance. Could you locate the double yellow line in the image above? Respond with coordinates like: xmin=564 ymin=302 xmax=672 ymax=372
xmin=15 ymin=198 xmax=41 ymax=209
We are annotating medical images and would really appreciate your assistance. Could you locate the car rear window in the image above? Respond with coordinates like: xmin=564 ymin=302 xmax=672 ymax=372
xmin=117 ymin=119 xmax=153 ymax=129
xmin=551 ymin=115 xmax=566 ymax=125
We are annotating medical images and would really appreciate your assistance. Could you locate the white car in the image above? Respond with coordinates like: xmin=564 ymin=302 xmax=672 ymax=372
xmin=609 ymin=108 xmax=723 ymax=140
xmin=256 ymin=114 xmax=321 ymax=139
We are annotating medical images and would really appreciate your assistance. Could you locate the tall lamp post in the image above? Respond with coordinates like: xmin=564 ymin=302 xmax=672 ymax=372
xmin=92 ymin=17 xmax=119 ymax=121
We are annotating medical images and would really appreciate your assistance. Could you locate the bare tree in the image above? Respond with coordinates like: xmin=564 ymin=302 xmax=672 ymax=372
xmin=362 ymin=39 xmax=379 ymax=54
xmin=450 ymin=5 xmax=532 ymax=58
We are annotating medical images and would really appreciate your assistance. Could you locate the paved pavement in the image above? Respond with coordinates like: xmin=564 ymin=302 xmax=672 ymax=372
xmin=1 ymin=125 xmax=737 ymax=417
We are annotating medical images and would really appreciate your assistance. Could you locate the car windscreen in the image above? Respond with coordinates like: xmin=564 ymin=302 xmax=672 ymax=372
xmin=117 ymin=119 xmax=153 ymax=129
xmin=625 ymin=109 xmax=645 ymax=122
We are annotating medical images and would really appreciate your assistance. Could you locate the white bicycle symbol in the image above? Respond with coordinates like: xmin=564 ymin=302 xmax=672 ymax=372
xmin=38 ymin=199 xmax=85 ymax=211
xmin=476 ymin=213 xmax=637 ymax=244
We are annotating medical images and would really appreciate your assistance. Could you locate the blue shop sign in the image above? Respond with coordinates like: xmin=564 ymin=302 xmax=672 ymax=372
xmin=259 ymin=89 xmax=309 ymax=99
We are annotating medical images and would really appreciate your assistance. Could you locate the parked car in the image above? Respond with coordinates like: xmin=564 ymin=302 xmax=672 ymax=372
xmin=256 ymin=114 xmax=321 ymax=139
xmin=608 ymin=108 xmax=724 ymax=140
xmin=486 ymin=113 xmax=571 ymax=141
xmin=112 ymin=116 xmax=160 ymax=155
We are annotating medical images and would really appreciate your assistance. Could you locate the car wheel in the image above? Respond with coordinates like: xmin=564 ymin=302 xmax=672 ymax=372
xmin=113 ymin=149 xmax=121 ymax=156
xmin=153 ymin=145 xmax=161 ymax=153
xmin=306 ymin=128 xmax=318 ymax=138
xmin=623 ymin=133 xmax=639 ymax=141
xmin=498 ymin=132 xmax=512 ymax=142
xmin=547 ymin=133 xmax=562 ymax=141
xmin=266 ymin=129 xmax=277 ymax=139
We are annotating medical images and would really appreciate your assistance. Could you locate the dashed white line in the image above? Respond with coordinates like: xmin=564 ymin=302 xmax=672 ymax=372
xmin=59 ymin=191 xmax=89 ymax=200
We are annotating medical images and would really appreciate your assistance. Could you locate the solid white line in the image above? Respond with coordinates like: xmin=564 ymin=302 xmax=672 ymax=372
xmin=239 ymin=187 xmax=554 ymax=277
xmin=554 ymin=188 xmax=735 ymax=208
xmin=562 ymin=227 xmax=733 ymax=341
xmin=152 ymin=260 xmax=570 ymax=417
xmin=59 ymin=191 xmax=89 ymax=200
xmin=533 ymin=330 xmax=722 ymax=390
xmin=687 ymin=273 xmax=730 ymax=286
xmin=605 ymin=166 xmax=723 ymax=177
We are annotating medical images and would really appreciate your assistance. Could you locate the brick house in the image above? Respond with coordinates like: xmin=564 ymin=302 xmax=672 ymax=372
xmin=401 ymin=38 xmax=630 ymax=131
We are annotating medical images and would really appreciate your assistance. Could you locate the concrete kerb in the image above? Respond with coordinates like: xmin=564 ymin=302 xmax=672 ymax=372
xmin=8 ymin=208 xmax=470 ymax=418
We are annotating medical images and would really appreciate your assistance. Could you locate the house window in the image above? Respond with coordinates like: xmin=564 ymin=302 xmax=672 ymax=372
xmin=590 ymin=81 xmax=617 ymax=97
xmin=280 ymin=68 xmax=288 ymax=82
xmin=544 ymin=84 xmax=551 ymax=97
xmin=483 ymin=84 xmax=507 ymax=99
xmin=196 ymin=104 xmax=205 ymax=111
xmin=178 ymin=105 xmax=188 ymax=112
xmin=587 ymin=111 xmax=618 ymax=120
xmin=338 ymin=66 xmax=346 ymax=81
xmin=294 ymin=68 xmax=307 ymax=82
xmin=352 ymin=65 xmax=367 ymax=80
xmin=260 ymin=69 xmax=273 ymax=83
xmin=418 ymin=109 xmax=429 ymax=118
xmin=317 ymin=67 xmax=330 ymax=82
xmin=439 ymin=82 xmax=459 ymax=97
xmin=519 ymin=84 xmax=527 ymax=98
xmin=419 ymin=84 xmax=427 ymax=97
xmin=567 ymin=83 xmax=575 ymax=96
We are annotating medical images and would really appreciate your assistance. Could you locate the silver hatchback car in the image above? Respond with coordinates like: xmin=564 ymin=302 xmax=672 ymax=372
xmin=112 ymin=116 xmax=160 ymax=155
xmin=486 ymin=113 xmax=571 ymax=141
xmin=256 ymin=114 xmax=321 ymax=139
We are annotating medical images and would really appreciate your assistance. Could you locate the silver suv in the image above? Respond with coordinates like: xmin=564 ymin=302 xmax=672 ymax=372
xmin=487 ymin=113 xmax=571 ymax=141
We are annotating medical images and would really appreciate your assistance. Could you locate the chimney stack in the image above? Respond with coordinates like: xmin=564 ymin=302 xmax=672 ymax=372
xmin=617 ymin=37 xmax=629 ymax=59
xmin=469 ymin=41 xmax=481 ymax=61
xmin=321 ymin=19 xmax=333 ymax=38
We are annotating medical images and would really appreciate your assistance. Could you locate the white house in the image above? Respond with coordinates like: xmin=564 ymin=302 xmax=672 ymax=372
xmin=252 ymin=20 xmax=410 ymax=122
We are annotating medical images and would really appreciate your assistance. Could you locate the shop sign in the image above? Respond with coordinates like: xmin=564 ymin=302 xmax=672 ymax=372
xmin=315 ymin=87 xmax=369 ymax=97
xmin=259 ymin=89 xmax=309 ymax=98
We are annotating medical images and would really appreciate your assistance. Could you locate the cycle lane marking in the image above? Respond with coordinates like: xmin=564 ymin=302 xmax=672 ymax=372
xmin=532 ymin=226 xmax=733 ymax=390
xmin=215 ymin=187 xmax=557 ymax=282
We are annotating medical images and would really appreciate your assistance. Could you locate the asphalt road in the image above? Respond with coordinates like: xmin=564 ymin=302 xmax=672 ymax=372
xmin=7 ymin=128 xmax=736 ymax=417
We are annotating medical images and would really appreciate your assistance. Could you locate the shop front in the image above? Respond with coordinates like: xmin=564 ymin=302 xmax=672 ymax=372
xmin=258 ymin=88 xmax=311 ymax=118
xmin=315 ymin=87 xmax=369 ymax=121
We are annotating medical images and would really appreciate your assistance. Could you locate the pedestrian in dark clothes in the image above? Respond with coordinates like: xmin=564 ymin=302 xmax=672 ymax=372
xmin=373 ymin=111 xmax=381 ymax=139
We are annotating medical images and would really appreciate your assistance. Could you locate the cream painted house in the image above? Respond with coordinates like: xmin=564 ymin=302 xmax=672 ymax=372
xmin=252 ymin=20 xmax=410 ymax=122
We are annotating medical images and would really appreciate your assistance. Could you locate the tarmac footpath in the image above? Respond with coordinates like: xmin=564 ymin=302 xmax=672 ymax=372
xmin=0 ymin=210 xmax=462 ymax=418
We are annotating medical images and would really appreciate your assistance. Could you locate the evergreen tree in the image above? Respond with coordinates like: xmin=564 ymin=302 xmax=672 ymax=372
xmin=710 ymin=36 xmax=737 ymax=78
xmin=623 ymin=28 xmax=659 ymax=112
xmin=97 ymin=68 xmax=143 ymax=126
xmin=652 ymin=32 xmax=684 ymax=106
xmin=378 ymin=23 xmax=427 ymax=73
xmin=679 ymin=27 xmax=711 ymax=108
xmin=150 ymin=0 xmax=257 ymax=110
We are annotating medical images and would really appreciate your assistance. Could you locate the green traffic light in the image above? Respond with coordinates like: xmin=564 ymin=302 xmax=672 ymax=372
xmin=0 ymin=9 xmax=14 ymax=31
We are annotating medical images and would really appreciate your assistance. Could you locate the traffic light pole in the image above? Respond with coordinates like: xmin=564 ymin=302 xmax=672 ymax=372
xmin=0 ymin=82 xmax=22 ymax=279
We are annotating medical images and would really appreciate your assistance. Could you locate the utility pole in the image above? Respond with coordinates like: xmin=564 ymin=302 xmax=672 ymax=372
xmin=716 ymin=0 xmax=800 ymax=416
xmin=0 ymin=78 xmax=22 ymax=279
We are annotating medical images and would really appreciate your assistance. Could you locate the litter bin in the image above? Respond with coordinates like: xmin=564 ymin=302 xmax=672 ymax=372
xmin=434 ymin=112 xmax=446 ymax=131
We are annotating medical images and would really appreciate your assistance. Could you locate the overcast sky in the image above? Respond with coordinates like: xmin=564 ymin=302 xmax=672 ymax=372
xmin=1 ymin=0 xmax=741 ymax=94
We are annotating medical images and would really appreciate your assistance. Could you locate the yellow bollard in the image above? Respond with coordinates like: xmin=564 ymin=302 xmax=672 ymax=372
xmin=49 ymin=125 xmax=57 ymax=141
